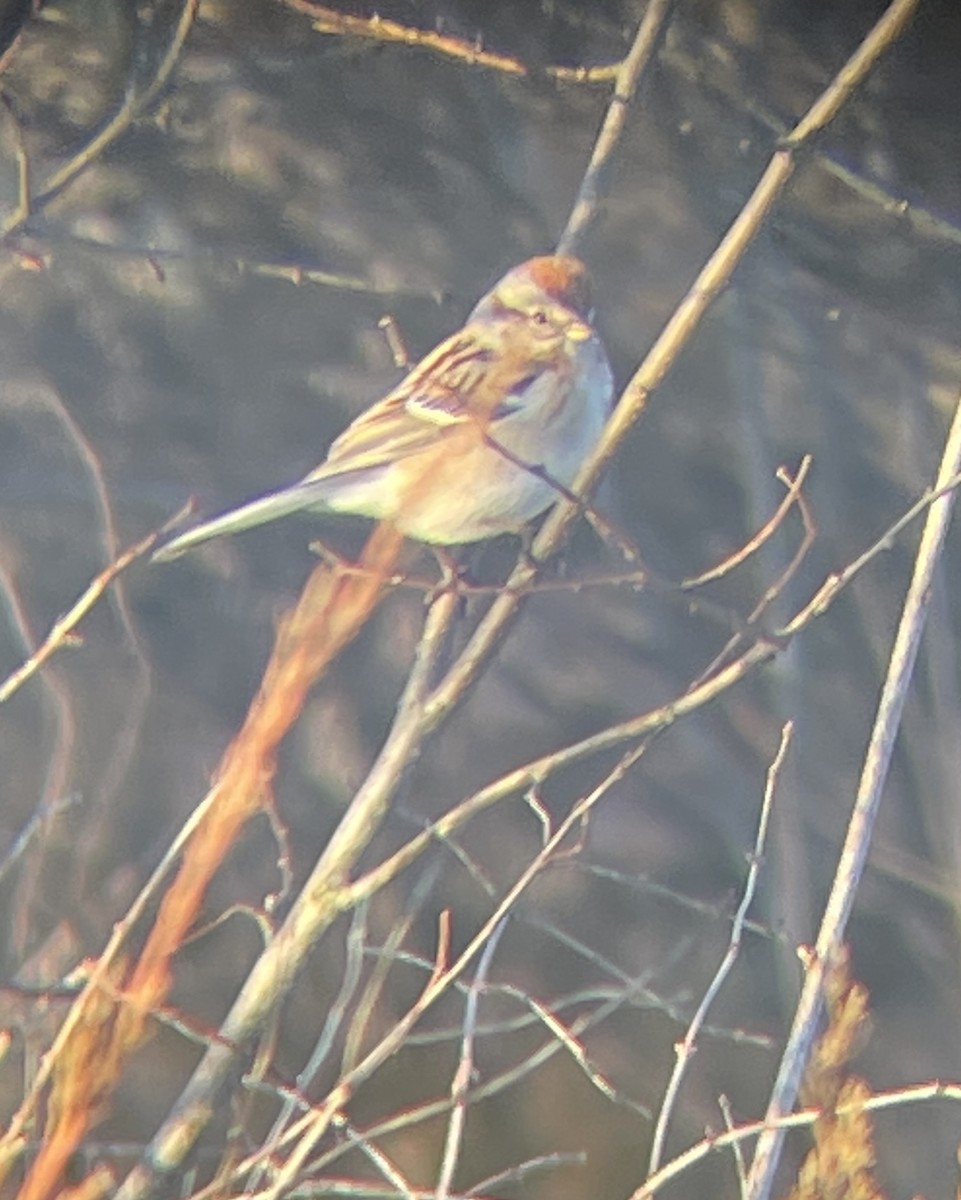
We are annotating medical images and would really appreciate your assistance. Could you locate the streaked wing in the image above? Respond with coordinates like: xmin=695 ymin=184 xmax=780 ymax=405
xmin=402 ymin=333 xmax=495 ymax=423
xmin=310 ymin=323 xmax=546 ymax=482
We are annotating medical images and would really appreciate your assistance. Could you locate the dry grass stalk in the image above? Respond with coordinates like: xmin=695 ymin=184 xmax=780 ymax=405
xmin=784 ymin=950 xmax=883 ymax=1200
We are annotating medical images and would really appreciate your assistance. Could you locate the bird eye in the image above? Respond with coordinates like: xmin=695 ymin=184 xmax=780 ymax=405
xmin=530 ymin=307 xmax=551 ymax=327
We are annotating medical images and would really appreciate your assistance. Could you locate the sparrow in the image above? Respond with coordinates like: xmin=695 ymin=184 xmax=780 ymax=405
xmin=153 ymin=255 xmax=613 ymax=561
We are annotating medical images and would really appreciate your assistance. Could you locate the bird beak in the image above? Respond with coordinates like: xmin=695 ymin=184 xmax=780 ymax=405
xmin=565 ymin=319 xmax=593 ymax=343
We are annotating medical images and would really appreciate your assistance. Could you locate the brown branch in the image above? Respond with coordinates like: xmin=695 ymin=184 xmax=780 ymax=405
xmin=681 ymin=457 xmax=813 ymax=589
xmin=686 ymin=460 xmax=815 ymax=687
xmin=558 ymin=0 xmax=677 ymax=255
xmin=281 ymin=1 xmax=621 ymax=83
xmin=0 ymin=513 xmax=183 ymax=705
xmin=4 ymin=231 xmax=446 ymax=303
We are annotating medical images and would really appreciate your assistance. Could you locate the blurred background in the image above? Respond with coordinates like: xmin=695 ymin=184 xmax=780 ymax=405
xmin=1 ymin=0 xmax=960 ymax=1196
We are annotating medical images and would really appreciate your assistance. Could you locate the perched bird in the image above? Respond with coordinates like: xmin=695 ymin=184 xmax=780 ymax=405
xmin=153 ymin=255 xmax=613 ymax=561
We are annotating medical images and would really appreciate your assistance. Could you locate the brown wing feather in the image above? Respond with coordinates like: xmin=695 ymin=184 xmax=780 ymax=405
xmin=309 ymin=322 xmax=552 ymax=483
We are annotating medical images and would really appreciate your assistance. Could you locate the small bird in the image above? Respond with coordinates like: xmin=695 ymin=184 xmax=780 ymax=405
xmin=153 ymin=255 xmax=613 ymax=562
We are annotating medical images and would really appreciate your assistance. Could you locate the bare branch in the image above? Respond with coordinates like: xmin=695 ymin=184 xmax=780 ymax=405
xmin=558 ymin=0 xmax=677 ymax=255
xmin=280 ymin=1 xmax=622 ymax=83
xmin=648 ymin=723 xmax=792 ymax=1174
xmin=746 ymin=379 xmax=961 ymax=1197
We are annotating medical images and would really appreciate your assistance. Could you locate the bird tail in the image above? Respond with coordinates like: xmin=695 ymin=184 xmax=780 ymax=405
xmin=152 ymin=483 xmax=324 ymax=562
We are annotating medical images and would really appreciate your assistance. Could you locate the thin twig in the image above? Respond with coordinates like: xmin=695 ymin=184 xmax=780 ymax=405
xmin=718 ymin=1094 xmax=749 ymax=1200
xmin=281 ymin=1 xmax=621 ymax=83
xmin=632 ymin=1079 xmax=961 ymax=1200
xmin=558 ymin=0 xmax=677 ymax=255
xmin=5 ymin=231 xmax=445 ymax=302
xmin=780 ymin=469 xmax=961 ymax=634
xmin=481 ymin=429 xmax=644 ymax=564
xmin=345 ymin=872 xmax=445 ymax=1079
xmin=466 ymin=1153 xmax=588 ymax=1196
xmin=336 ymin=1122 xmax=417 ymax=1200
xmin=686 ymin=461 xmax=815 ymax=686
xmin=680 ymin=458 xmax=812 ymax=589
xmin=647 ymin=723 xmax=792 ymax=1175
xmin=0 ymin=92 xmax=30 ymax=223
xmin=247 ymin=902 xmax=370 ymax=1193
xmin=435 ymin=921 xmax=508 ymax=1200
xmin=0 ymin=508 xmax=187 ymax=705
xmin=253 ymin=914 xmax=452 ymax=1200
xmin=0 ymin=793 xmax=81 ymax=883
